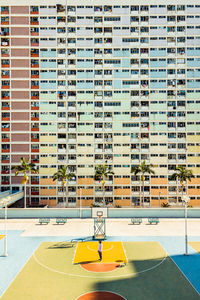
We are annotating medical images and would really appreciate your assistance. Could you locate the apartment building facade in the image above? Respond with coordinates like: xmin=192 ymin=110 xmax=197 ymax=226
xmin=1 ymin=0 xmax=200 ymax=207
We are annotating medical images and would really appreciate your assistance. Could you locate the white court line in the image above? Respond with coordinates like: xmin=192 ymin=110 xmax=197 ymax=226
xmin=122 ymin=242 xmax=128 ymax=263
xmin=164 ymin=244 xmax=200 ymax=297
xmin=33 ymin=250 xmax=167 ymax=279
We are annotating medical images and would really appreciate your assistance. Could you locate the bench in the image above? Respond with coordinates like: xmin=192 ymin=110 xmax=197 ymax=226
xmin=148 ymin=218 xmax=159 ymax=225
xmin=38 ymin=218 xmax=50 ymax=225
xmin=131 ymin=218 xmax=142 ymax=225
xmin=56 ymin=218 xmax=67 ymax=224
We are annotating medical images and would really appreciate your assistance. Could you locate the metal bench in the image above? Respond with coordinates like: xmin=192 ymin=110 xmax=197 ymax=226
xmin=56 ymin=218 xmax=67 ymax=224
xmin=38 ymin=218 xmax=50 ymax=225
xmin=131 ymin=218 xmax=142 ymax=224
xmin=148 ymin=218 xmax=159 ymax=224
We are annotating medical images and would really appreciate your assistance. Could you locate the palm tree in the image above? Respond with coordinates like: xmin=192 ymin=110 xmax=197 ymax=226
xmin=94 ymin=164 xmax=114 ymax=207
xmin=52 ymin=166 xmax=75 ymax=207
xmin=131 ymin=160 xmax=155 ymax=207
xmin=169 ymin=166 xmax=194 ymax=203
xmin=12 ymin=157 xmax=38 ymax=208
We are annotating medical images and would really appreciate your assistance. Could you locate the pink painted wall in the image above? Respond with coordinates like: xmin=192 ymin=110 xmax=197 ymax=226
xmin=11 ymin=112 xmax=29 ymax=120
xmin=11 ymin=144 xmax=29 ymax=152
xmin=11 ymin=154 xmax=29 ymax=163
xmin=11 ymin=80 xmax=29 ymax=89
xmin=11 ymin=176 xmax=23 ymax=184
xmin=11 ymin=49 xmax=29 ymax=57
xmin=11 ymin=133 xmax=29 ymax=142
xmin=11 ymin=102 xmax=30 ymax=110
xmin=11 ymin=17 xmax=29 ymax=25
xmin=11 ymin=6 xmax=29 ymax=14
xmin=11 ymin=27 xmax=29 ymax=36
xmin=12 ymin=70 xmax=29 ymax=78
xmin=11 ymin=38 xmax=29 ymax=46
xmin=11 ymin=123 xmax=29 ymax=131
xmin=11 ymin=91 xmax=29 ymax=99
xmin=11 ymin=60 xmax=29 ymax=68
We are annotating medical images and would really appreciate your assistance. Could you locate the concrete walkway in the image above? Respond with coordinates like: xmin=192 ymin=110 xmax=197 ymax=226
xmin=0 ymin=218 xmax=200 ymax=237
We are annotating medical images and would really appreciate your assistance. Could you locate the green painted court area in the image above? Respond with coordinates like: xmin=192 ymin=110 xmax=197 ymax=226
xmin=2 ymin=241 xmax=199 ymax=300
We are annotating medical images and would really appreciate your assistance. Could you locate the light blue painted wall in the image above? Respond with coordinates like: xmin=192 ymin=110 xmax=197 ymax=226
xmin=150 ymin=60 xmax=167 ymax=68
xmin=40 ymin=72 xmax=56 ymax=79
xmin=40 ymin=62 xmax=56 ymax=68
xmin=150 ymin=81 xmax=166 ymax=89
xmin=40 ymin=82 xmax=57 ymax=89
xmin=150 ymin=50 xmax=166 ymax=57
xmin=40 ymin=50 xmax=57 ymax=58
xmin=150 ymin=71 xmax=166 ymax=78
xmin=114 ymin=80 xmax=122 ymax=89
xmin=1 ymin=208 xmax=200 ymax=219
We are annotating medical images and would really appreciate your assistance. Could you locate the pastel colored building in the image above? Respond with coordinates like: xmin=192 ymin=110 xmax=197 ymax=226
xmin=1 ymin=0 xmax=200 ymax=207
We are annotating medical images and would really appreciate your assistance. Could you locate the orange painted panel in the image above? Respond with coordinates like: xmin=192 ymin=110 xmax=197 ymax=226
xmin=188 ymin=189 xmax=200 ymax=196
xmin=78 ymin=189 xmax=94 ymax=196
xmin=114 ymin=178 xmax=131 ymax=185
xmin=77 ymin=178 xmax=94 ymax=185
xmin=190 ymin=178 xmax=200 ymax=185
xmin=40 ymin=178 xmax=56 ymax=185
xmin=40 ymin=189 xmax=56 ymax=196
xmin=77 ymin=199 xmax=93 ymax=207
xmin=114 ymin=189 xmax=130 ymax=196
xmin=151 ymin=178 xmax=168 ymax=185
xmin=189 ymin=200 xmax=200 ymax=207
xmin=115 ymin=199 xmax=131 ymax=207
xmin=151 ymin=189 xmax=167 ymax=195
xmin=151 ymin=199 xmax=167 ymax=207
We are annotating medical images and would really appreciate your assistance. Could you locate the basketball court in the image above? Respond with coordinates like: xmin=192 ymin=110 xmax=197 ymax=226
xmin=1 ymin=239 xmax=199 ymax=300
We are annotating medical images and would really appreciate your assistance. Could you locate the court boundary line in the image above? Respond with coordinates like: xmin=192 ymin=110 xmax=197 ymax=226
xmin=33 ymin=241 xmax=167 ymax=279
xmin=122 ymin=241 xmax=128 ymax=263
xmin=75 ymin=290 xmax=127 ymax=300
xmin=72 ymin=241 xmax=78 ymax=265
xmin=168 ymin=250 xmax=200 ymax=296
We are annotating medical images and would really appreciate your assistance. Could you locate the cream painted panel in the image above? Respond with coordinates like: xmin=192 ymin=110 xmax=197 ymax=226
xmin=40 ymin=167 xmax=57 ymax=175
xmin=113 ymin=136 xmax=130 ymax=143
xmin=77 ymin=168 xmax=94 ymax=175
xmin=150 ymin=157 xmax=168 ymax=164
xmin=113 ymin=167 xmax=130 ymax=175
xmin=113 ymin=146 xmax=130 ymax=154
xmin=113 ymin=157 xmax=131 ymax=164
xmin=77 ymin=157 xmax=93 ymax=164
xmin=153 ymin=167 xmax=168 ymax=175
xmin=40 ymin=136 xmax=57 ymax=143
xmin=40 ymin=157 xmax=57 ymax=164
xmin=40 ymin=147 xmax=57 ymax=154
xmin=187 ymin=136 xmax=200 ymax=143
xmin=187 ymin=157 xmax=200 ymax=163
xmin=77 ymin=136 xmax=94 ymax=143
xmin=188 ymin=146 xmax=200 ymax=153
xmin=77 ymin=146 xmax=94 ymax=154
xmin=150 ymin=136 xmax=167 ymax=143
xmin=150 ymin=146 xmax=167 ymax=153
xmin=189 ymin=167 xmax=200 ymax=175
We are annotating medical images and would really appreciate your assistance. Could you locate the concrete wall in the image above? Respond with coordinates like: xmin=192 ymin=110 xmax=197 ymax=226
xmin=1 ymin=208 xmax=200 ymax=219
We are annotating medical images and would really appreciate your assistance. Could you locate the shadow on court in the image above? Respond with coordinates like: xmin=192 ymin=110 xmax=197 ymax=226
xmin=74 ymin=259 xmax=100 ymax=265
xmin=47 ymin=242 xmax=75 ymax=249
xmin=93 ymin=256 xmax=200 ymax=300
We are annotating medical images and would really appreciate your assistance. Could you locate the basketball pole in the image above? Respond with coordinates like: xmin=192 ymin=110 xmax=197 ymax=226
xmin=80 ymin=188 xmax=82 ymax=218
xmin=3 ymin=200 xmax=8 ymax=257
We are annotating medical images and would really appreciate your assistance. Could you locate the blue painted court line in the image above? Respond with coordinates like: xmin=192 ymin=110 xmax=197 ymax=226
xmin=1 ymin=232 xmax=200 ymax=297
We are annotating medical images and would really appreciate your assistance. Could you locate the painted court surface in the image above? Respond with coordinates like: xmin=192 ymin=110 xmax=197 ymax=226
xmin=1 ymin=240 xmax=200 ymax=300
